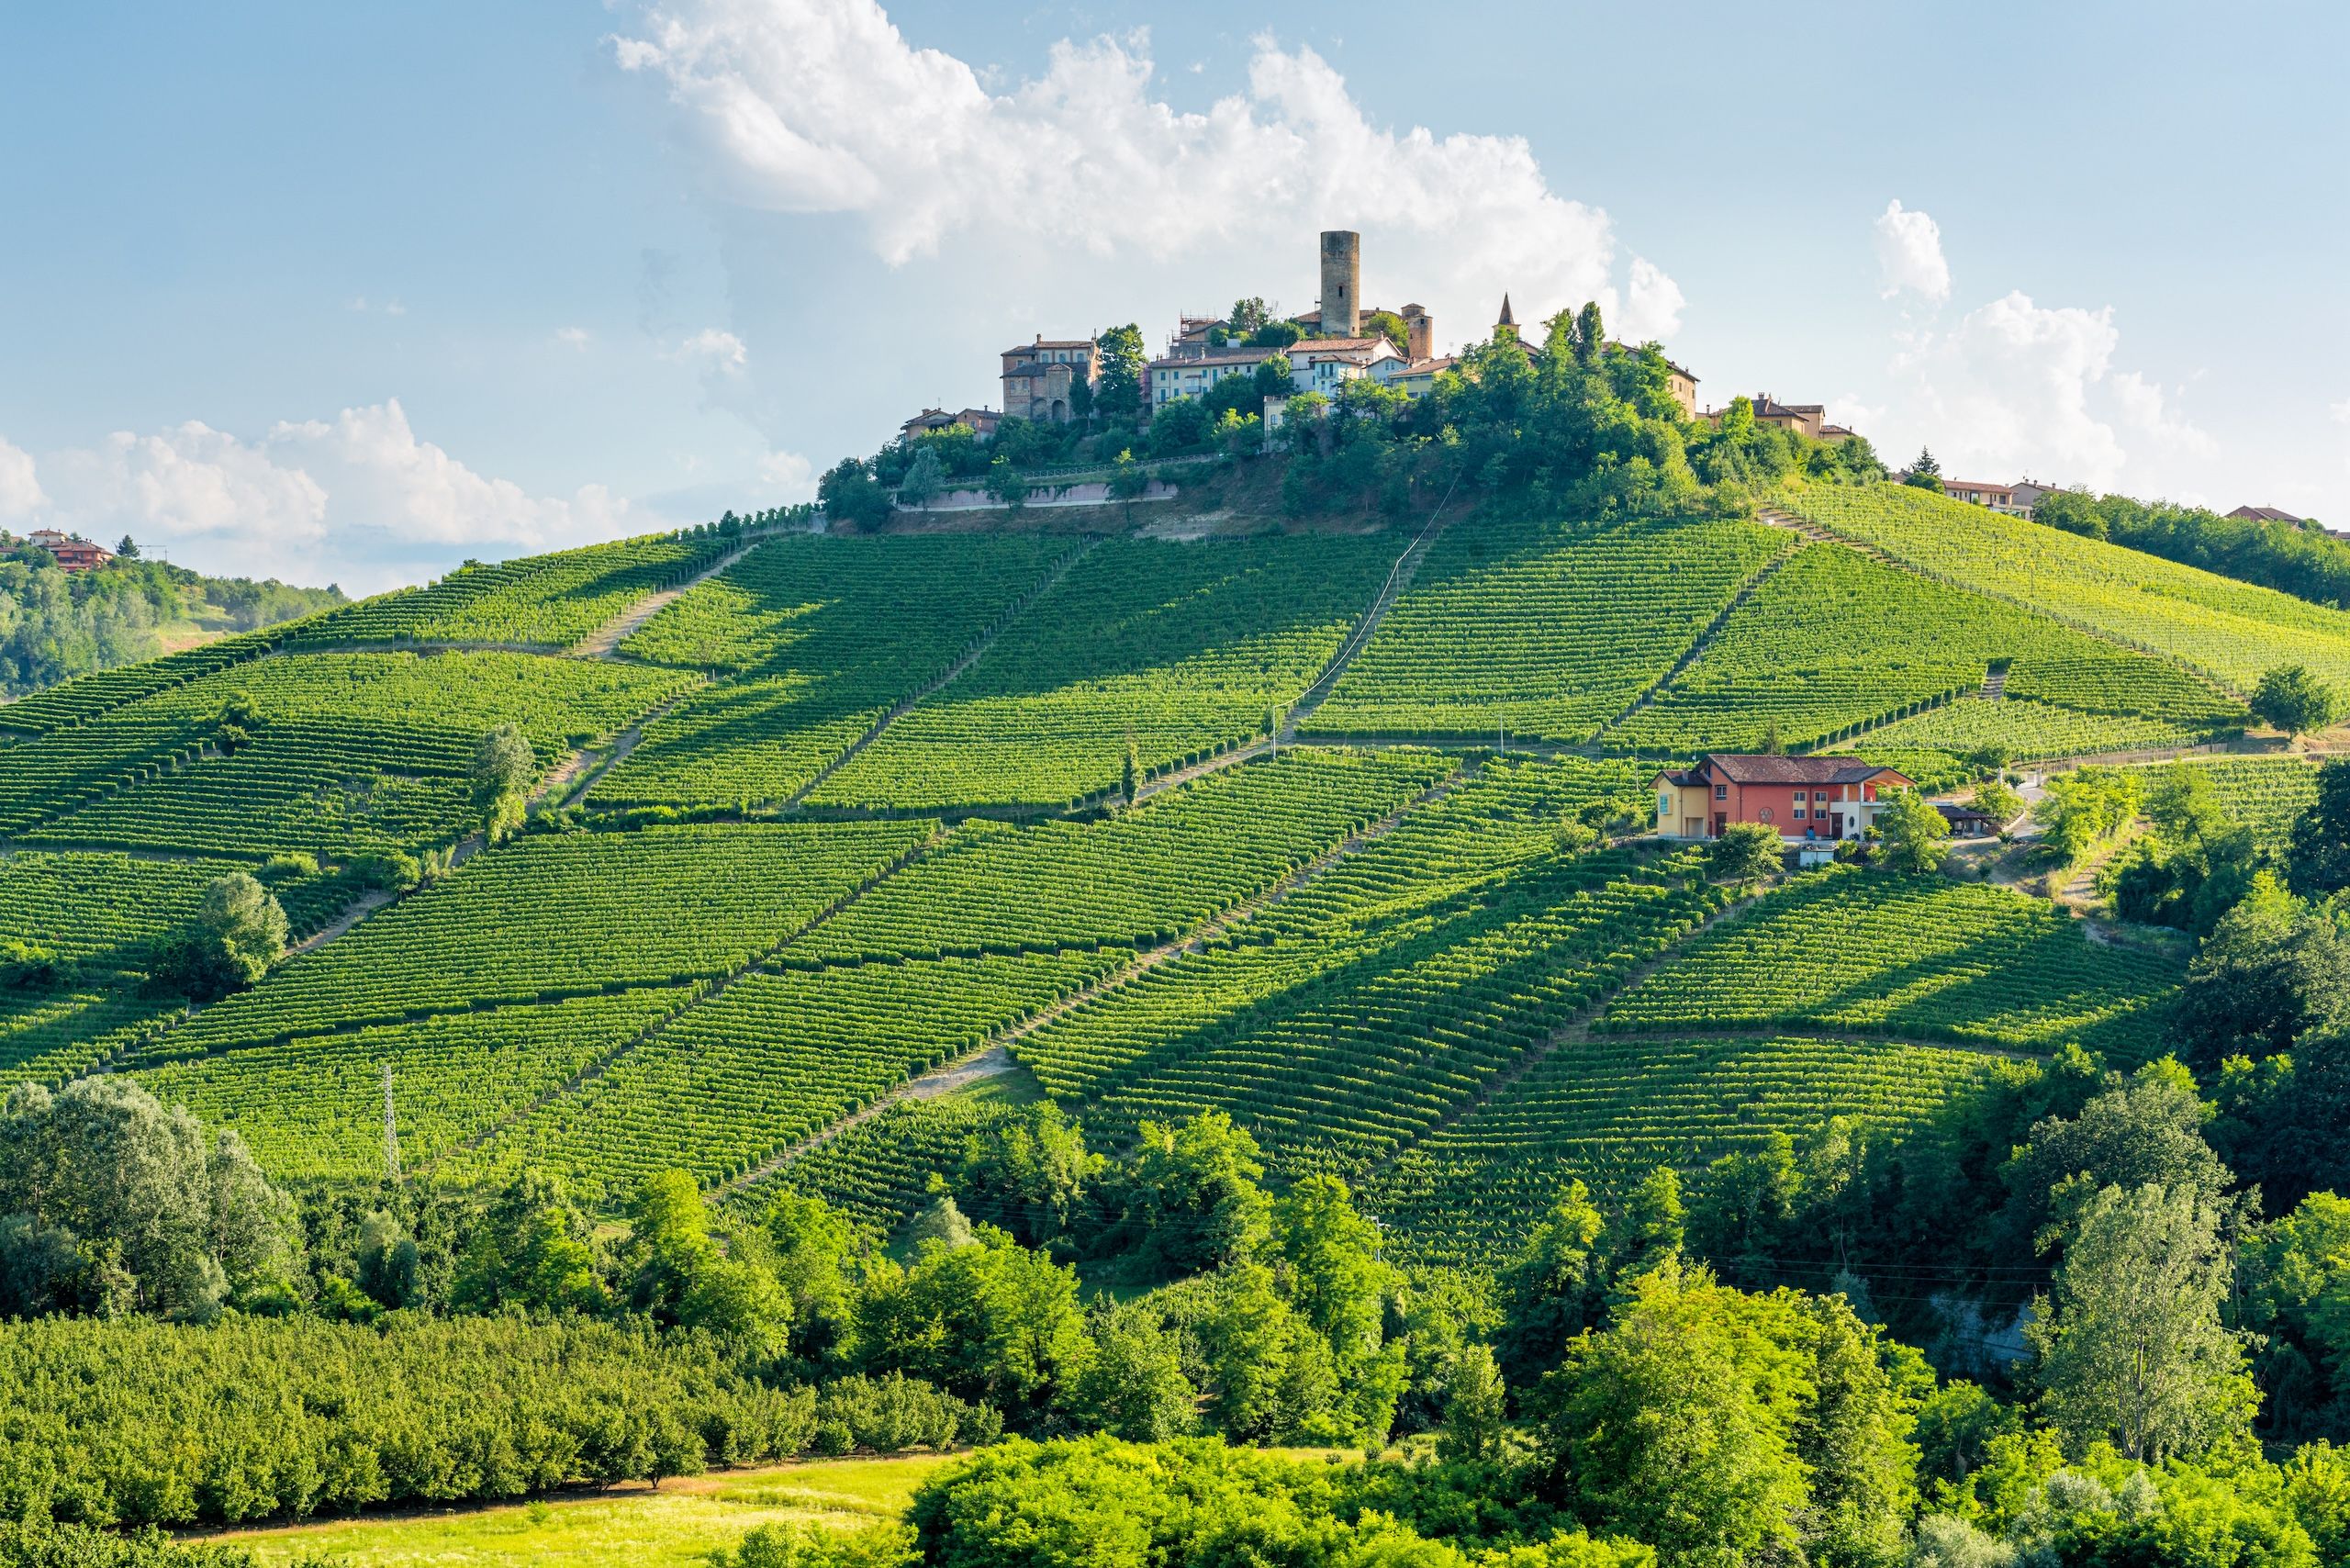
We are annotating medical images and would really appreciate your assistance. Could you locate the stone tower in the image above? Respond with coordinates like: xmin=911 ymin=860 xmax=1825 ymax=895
xmin=1319 ymin=230 xmax=1360 ymax=338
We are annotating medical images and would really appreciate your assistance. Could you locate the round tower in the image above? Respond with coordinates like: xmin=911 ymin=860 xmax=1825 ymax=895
xmin=1319 ymin=230 xmax=1360 ymax=339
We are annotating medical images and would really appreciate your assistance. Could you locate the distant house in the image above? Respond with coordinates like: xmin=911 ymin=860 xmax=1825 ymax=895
xmin=1935 ymin=801 xmax=2004 ymax=837
xmin=1944 ymin=479 xmax=2031 ymax=516
xmin=1146 ymin=347 xmax=1271 ymax=410
xmin=1652 ymin=754 xmax=1916 ymax=843
xmin=899 ymin=407 xmax=1000 ymax=443
xmin=2228 ymin=505 xmax=2305 ymax=525
xmin=1281 ymin=335 xmax=1406 ymax=396
xmin=1390 ymin=355 xmax=1459 ymax=398
xmin=2009 ymin=478 xmax=2059 ymax=518
xmin=1001 ymin=337 xmax=1100 ymax=425
xmin=23 ymin=528 xmax=113 ymax=572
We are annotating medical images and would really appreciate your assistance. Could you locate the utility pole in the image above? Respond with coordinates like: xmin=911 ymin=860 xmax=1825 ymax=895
xmin=382 ymin=1062 xmax=401 ymax=1182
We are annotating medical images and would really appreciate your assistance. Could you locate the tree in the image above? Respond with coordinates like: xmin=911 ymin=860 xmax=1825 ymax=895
xmin=1436 ymin=1343 xmax=1509 ymax=1462
xmin=147 ymin=873 xmax=288 ymax=1000
xmin=1108 ymin=449 xmax=1148 ymax=512
xmin=451 ymin=1169 xmax=610 ymax=1316
xmin=2288 ymin=759 xmax=2350 ymax=899
xmin=1708 ymin=822 xmax=1782 ymax=883
xmin=957 ymin=1101 xmax=1100 ymax=1250
xmin=1248 ymin=319 xmax=1304 ymax=349
xmin=984 ymin=455 xmax=1029 ymax=512
xmin=1361 ymin=309 xmax=1410 ymax=355
xmin=1496 ymin=1182 xmax=1605 ymax=1389
xmin=623 ymin=1170 xmax=786 ymax=1342
xmin=1536 ymin=1264 xmax=1811 ymax=1568
xmin=470 ymin=722 xmax=534 ymax=806
xmin=2255 ymin=665 xmax=2339 ymax=736
xmin=1092 ymin=325 xmax=1147 ymax=425
xmin=856 ymin=1229 xmax=1091 ymax=1422
xmin=818 ymin=457 xmax=893 ymax=532
xmin=1267 ymin=1173 xmax=1403 ymax=1439
xmin=1575 ymin=300 xmax=1606 ymax=368
xmin=1114 ymin=1111 xmax=1269 ymax=1274
xmin=1876 ymin=788 xmax=1953 ymax=873
xmin=899 ymin=446 xmax=947 ymax=510
xmin=0 ymin=1077 xmax=297 ymax=1319
xmin=1070 ymin=1300 xmax=1195 ymax=1441
xmin=1974 ymin=778 xmax=2025 ymax=829
xmin=1226 ymin=297 xmax=1271 ymax=335
xmin=2175 ymin=875 xmax=2350 ymax=1067
xmin=2002 ymin=1059 xmax=2232 ymax=1250
xmin=1907 ymin=449 xmax=1945 ymax=492
xmin=1253 ymin=353 xmax=1297 ymax=402
xmin=114 ymin=535 xmax=140 ymax=559
xmin=763 ymin=1190 xmax=860 ymax=1365
xmin=2029 ymin=1182 xmax=2256 ymax=1463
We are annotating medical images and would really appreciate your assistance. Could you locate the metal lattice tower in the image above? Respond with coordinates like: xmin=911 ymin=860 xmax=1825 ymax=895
xmin=382 ymin=1061 xmax=401 ymax=1182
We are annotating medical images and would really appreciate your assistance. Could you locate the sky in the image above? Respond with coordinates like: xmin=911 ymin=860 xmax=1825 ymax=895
xmin=3 ymin=1 xmax=2345 ymax=593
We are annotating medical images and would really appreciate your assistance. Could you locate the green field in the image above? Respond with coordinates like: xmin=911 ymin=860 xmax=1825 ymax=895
xmin=0 ymin=498 xmax=2268 ymax=1267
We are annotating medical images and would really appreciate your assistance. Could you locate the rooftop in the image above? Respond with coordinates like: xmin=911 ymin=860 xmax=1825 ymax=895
xmin=2227 ymin=505 xmax=2305 ymax=524
xmin=1702 ymin=754 xmax=1909 ymax=787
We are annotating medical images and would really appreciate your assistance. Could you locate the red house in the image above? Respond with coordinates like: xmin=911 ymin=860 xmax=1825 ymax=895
xmin=23 ymin=529 xmax=114 ymax=572
xmin=1651 ymin=754 xmax=1915 ymax=843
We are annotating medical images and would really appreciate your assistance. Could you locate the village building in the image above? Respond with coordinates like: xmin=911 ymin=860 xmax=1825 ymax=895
xmin=2008 ymin=478 xmax=2057 ymax=517
xmin=1000 ymin=336 xmax=1100 ymax=425
xmin=1935 ymin=800 xmax=2007 ymax=837
xmin=899 ymin=407 xmax=1000 ymax=443
xmin=24 ymin=529 xmax=114 ymax=572
xmin=1943 ymin=479 xmax=2031 ymax=516
xmin=1651 ymin=754 xmax=1916 ymax=843
xmin=2228 ymin=504 xmax=2306 ymax=524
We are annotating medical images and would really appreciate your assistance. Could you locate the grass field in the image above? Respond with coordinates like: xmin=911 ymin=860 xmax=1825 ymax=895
xmin=221 ymin=1455 xmax=954 ymax=1568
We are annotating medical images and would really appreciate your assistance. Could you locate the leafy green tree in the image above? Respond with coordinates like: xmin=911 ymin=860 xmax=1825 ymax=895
xmin=2002 ymin=1059 xmax=2232 ymax=1250
xmin=1876 ymin=788 xmax=1953 ymax=872
xmin=983 ymin=455 xmax=1029 ymax=511
xmin=1496 ymin=1182 xmax=1605 ymax=1389
xmin=1574 ymin=300 xmax=1606 ymax=368
xmin=2029 ymin=1182 xmax=2256 ymax=1462
xmin=1092 ymin=325 xmax=1147 ymax=425
xmin=1108 ymin=449 xmax=1148 ymax=511
xmin=1227 ymin=297 xmax=1270 ymax=336
xmin=957 ymin=1101 xmax=1100 ymax=1251
xmin=898 ymin=445 xmax=947 ymax=510
xmin=0 ymin=1077 xmax=297 ymax=1320
xmin=1687 ymin=1133 xmax=1802 ymax=1288
xmin=1707 ymin=822 xmax=1782 ymax=883
xmin=147 ymin=873 xmax=288 ymax=1001
xmin=1253 ymin=353 xmax=1297 ymax=401
xmin=818 ymin=456 xmax=893 ymax=531
xmin=1907 ymin=448 xmax=1945 ymax=491
xmin=451 ymin=1169 xmax=609 ymax=1316
xmin=1268 ymin=1172 xmax=1404 ymax=1439
xmin=1362 ymin=309 xmax=1410 ymax=355
xmin=1193 ymin=1260 xmax=1342 ymax=1441
xmin=2032 ymin=767 xmax=2141 ymax=867
xmin=1911 ymin=1381 xmax=2020 ymax=1492
xmin=470 ymin=722 xmax=534 ymax=840
xmin=855 ymin=1229 xmax=1090 ymax=1424
xmin=354 ymin=1209 xmax=421 ymax=1310
xmin=2176 ymin=875 xmax=2350 ymax=1067
xmin=1436 ymin=1343 xmax=1509 ymax=1463
xmin=1974 ymin=778 xmax=2025 ymax=829
xmin=2255 ymin=665 xmax=2340 ymax=736
xmin=1536 ymin=1264 xmax=1812 ymax=1568
xmin=763 ymin=1190 xmax=861 ymax=1365
xmin=1248 ymin=318 xmax=1304 ymax=348
xmin=1070 ymin=1299 xmax=1195 ymax=1441
xmin=2288 ymin=759 xmax=2350 ymax=899
xmin=622 ymin=1170 xmax=785 ymax=1342
xmin=1113 ymin=1111 xmax=1269 ymax=1273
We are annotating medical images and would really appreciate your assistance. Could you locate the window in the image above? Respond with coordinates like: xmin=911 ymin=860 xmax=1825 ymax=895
xmin=1658 ymin=793 xmax=1673 ymax=818
xmin=1794 ymin=790 xmax=1807 ymax=802
xmin=1793 ymin=808 xmax=1807 ymax=820
xmin=1715 ymin=784 xmax=1729 ymax=800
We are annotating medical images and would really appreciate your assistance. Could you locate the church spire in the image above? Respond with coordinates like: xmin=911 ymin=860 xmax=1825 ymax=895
xmin=1496 ymin=293 xmax=1516 ymax=328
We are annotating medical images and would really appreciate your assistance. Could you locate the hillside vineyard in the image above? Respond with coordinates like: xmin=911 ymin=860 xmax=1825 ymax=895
xmin=2 ymin=483 xmax=2334 ymax=1259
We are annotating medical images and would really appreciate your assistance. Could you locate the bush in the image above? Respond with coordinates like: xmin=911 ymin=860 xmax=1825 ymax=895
xmin=1708 ymin=822 xmax=1783 ymax=883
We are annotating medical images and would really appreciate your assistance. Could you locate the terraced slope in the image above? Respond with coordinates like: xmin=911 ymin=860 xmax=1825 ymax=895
xmin=593 ymin=532 xmax=1066 ymax=810
xmin=808 ymin=532 xmax=1399 ymax=810
xmin=1304 ymin=515 xmax=1785 ymax=743
xmin=1609 ymin=543 xmax=2244 ymax=753
xmin=1598 ymin=868 xmax=2181 ymax=1060
xmin=151 ymin=821 xmax=928 ymax=1052
xmin=5 ymin=652 xmax=694 ymax=855
xmin=1367 ymin=1035 xmax=1999 ymax=1267
xmin=1782 ymin=482 xmax=2350 ymax=692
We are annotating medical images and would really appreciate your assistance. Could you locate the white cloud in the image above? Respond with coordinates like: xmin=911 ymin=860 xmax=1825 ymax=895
xmin=0 ymin=436 xmax=45 ymax=520
xmin=26 ymin=400 xmax=639 ymax=592
xmin=1621 ymin=257 xmax=1685 ymax=342
xmin=1874 ymin=199 xmax=1951 ymax=304
xmin=1887 ymin=290 xmax=2127 ymax=485
xmin=2111 ymin=370 xmax=2217 ymax=459
xmin=555 ymin=326 xmax=593 ymax=349
xmin=614 ymin=2 xmax=1668 ymax=345
xmin=757 ymin=449 xmax=813 ymax=494
xmin=672 ymin=327 xmax=748 ymax=371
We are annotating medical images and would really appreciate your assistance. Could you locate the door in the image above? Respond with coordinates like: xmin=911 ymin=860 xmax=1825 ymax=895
xmin=1684 ymin=816 xmax=1703 ymax=838
xmin=1831 ymin=812 xmax=1845 ymax=837
xmin=1712 ymin=812 xmax=1728 ymax=836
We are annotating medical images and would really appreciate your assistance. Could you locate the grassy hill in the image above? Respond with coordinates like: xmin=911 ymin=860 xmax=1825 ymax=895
xmin=0 ymin=486 xmax=2322 ymax=1262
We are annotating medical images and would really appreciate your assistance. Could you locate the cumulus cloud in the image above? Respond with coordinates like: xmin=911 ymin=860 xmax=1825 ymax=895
xmin=555 ymin=326 xmax=593 ymax=349
xmin=2112 ymin=371 xmax=2217 ymax=459
xmin=1888 ymin=290 xmax=2127 ymax=485
xmin=21 ymin=400 xmax=639 ymax=592
xmin=672 ymin=328 xmax=748 ymax=371
xmin=613 ymin=1 xmax=1669 ymax=344
xmin=1874 ymin=199 xmax=1951 ymax=303
xmin=0 ymin=436 xmax=44 ymax=520
xmin=757 ymin=449 xmax=813 ymax=492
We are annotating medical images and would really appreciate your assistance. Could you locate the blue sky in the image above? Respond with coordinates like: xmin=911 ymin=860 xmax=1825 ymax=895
xmin=3 ymin=1 xmax=2344 ymax=591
